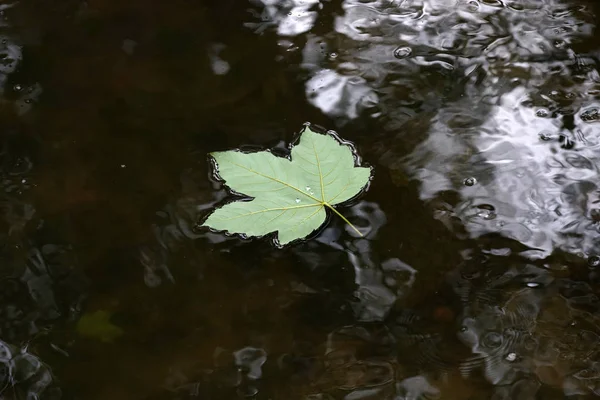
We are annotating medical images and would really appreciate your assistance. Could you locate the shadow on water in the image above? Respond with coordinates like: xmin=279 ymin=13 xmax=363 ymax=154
xmin=0 ymin=0 xmax=599 ymax=398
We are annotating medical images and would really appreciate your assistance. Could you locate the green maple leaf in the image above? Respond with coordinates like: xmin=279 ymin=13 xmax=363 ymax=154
xmin=76 ymin=310 xmax=124 ymax=343
xmin=202 ymin=126 xmax=372 ymax=245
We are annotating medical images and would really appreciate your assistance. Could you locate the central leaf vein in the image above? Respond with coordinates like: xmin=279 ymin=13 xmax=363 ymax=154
xmin=312 ymin=141 xmax=325 ymax=202
xmin=229 ymin=160 xmax=320 ymax=202
xmin=217 ymin=203 xmax=321 ymax=221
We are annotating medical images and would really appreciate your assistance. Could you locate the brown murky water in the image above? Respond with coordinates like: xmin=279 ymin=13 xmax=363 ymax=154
xmin=1 ymin=0 xmax=600 ymax=398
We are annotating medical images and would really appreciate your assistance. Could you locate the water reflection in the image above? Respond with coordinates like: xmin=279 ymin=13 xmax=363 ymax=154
xmin=402 ymin=68 xmax=600 ymax=258
xmin=0 ymin=339 xmax=60 ymax=399
xmin=0 ymin=5 xmax=75 ymax=399
xmin=246 ymin=0 xmax=321 ymax=36
xmin=249 ymin=0 xmax=600 ymax=257
xmin=241 ymin=0 xmax=600 ymax=398
xmin=448 ymin=253 xmax=600 ymax=395
xmin=293 ymin=200 xmax=418 ymax=322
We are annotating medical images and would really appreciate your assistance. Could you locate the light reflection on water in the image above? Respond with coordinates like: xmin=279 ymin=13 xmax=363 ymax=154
xmin=282 ymin=0 xmax=600 ymax=258
xmin=261 ymin=0 xmax=600 ymax=258
xmin=242 ymin=0 xmax=600 ymax=398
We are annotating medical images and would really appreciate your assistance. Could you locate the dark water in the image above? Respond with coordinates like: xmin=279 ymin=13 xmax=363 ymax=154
xmin=2 ymin=0 xmax=600 ymax=398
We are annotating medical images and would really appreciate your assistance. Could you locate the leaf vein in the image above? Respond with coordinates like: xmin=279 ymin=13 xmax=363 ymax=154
xmin=327 ymin=180 xmax=352 ymax=204
xmin=312 ymin=141 xmax=325 ymax=202
xmin=293 ymin=205 xmax=323 ymax=232
xmin=228 ymin=161 xmax=320 ymax=202
xmin=217 ymin=203 xmax=320 ymax=221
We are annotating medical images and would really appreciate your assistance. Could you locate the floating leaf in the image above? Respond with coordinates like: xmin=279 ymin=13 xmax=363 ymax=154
xmin=76 ymin=310 xmax=123 ymax=343
xmin=202 ymin=125 xmax=371 ymax=245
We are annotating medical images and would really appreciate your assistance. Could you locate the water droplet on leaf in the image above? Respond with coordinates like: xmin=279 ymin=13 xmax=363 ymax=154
xmin=295 ymin=198 xmax=300 ymax=203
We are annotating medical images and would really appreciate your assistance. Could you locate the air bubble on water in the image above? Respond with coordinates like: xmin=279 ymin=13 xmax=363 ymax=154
xmin=505 ymin=353 xmax=517 ymax=362
xmin=535 ymin=109 xmax=549 ymax=118
xmin=559 ymin=136 xmax=575 ymax=150
xmin=526 ymin=282 xmax=540 ymax=288
xmin=393 ymin=46 xmax=412 ymax=59
xmin=539 ymin=132 xmax=553 ymax=141
xmin=581 ymin=108 xmax=600 ymax=122
xmin=477 ymin=209 xmax=496 ymax=220
xmin=588 ymin=255 xmax=600 ymax=268
xmin=329 ymin=52 xmax=338 ymax=59
xmin=13 ymin=84 xmax=22 ymax=92
xmin=467 ymin=0 xmax=479 ymax=10
xmin=295 ymin=198 xmax=300 ymax=203
xmin=463 ymin=177 xmax=477 ymax=186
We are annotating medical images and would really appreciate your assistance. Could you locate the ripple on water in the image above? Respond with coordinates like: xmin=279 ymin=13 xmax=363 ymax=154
xmin=443 ymin=253 xmax=600 ymax=394
xmin=0 ymin=339 xmax=58 ymax=398
xmin=245 ymin=0 xmax=600 ymax=258
xmin=225 ymin=0 xmax=600 ymax=397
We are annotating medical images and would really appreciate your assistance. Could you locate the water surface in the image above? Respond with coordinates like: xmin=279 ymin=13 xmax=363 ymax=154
xmin=1 ymin=0 xmax=600 ymax=398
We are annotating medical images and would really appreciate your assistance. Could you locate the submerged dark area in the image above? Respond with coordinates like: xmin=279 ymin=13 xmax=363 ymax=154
xmin=1 ymin=0 xmax=600 ymax=398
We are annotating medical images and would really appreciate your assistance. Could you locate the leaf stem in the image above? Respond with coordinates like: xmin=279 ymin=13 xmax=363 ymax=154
xmin=323 ymin=202 xmax=363 ymax=237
